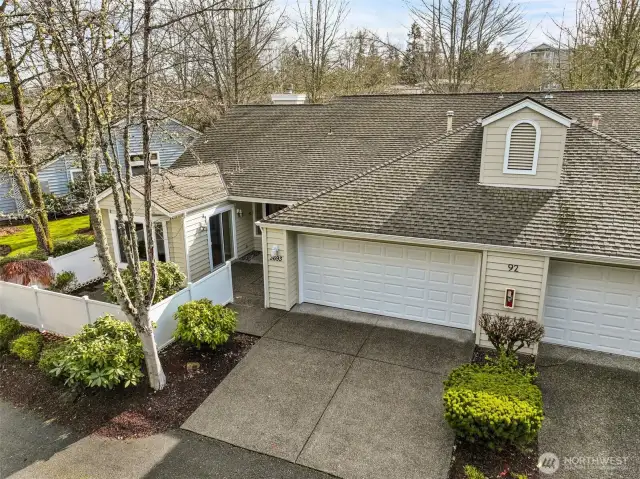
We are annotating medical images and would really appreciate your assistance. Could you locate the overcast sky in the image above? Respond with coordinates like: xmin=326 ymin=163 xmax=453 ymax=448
xmin=280 ymin=0 xmax=577 ymax=51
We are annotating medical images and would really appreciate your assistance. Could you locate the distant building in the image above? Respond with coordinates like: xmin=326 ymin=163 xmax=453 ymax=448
xmin=516 ymin=43 xmax=569 ymax=90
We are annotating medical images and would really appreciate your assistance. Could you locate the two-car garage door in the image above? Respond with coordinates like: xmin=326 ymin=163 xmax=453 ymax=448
xmin=299 ymin=235 xmax=481 ymax=330
xmin=543 ymin=261 xmax=640 ymax=358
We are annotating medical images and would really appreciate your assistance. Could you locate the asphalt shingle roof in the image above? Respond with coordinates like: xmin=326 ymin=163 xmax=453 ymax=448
xmin=264 ymin=122 xmax=640 ymax=260
xmin=131 ymin=164 xmax=226 ymax=214
xmin=172 ymin=90 xmax=640 ymax=202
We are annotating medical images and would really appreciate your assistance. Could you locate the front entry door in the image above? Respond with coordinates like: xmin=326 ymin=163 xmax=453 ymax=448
xmin=209 ymin=209 xmax=235 ymax=270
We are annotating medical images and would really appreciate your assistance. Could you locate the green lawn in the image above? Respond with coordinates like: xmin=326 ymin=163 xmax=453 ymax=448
xmin=0 ymin=215 xmax=90 ymax=257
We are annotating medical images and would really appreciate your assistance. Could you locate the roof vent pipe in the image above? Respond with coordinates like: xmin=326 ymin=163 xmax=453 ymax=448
xmin=592 ymin=113 xmax=602 ymax=129
xmin=446 ymin=111 xmax=454 ymax=132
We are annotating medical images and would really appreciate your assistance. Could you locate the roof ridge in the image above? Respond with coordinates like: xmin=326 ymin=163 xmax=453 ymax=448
xmin=336 ymin=88 xmax=640 ymax=98
xmin=573 ymin=121 xmax=640 ymax=156
xmin=262 ymin=119 xmax=480 ymax=223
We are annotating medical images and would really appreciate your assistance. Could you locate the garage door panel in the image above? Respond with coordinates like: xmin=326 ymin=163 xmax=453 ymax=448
xmin=300 ymin=235 xmax=479 ymax=330
xmin=544 ymin=260 xmax=640 ymax=358
xmin=407 ymin=248 xmax=428 ymax=261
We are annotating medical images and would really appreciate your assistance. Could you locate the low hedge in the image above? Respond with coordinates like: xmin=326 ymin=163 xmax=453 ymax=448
xmin=443 ymin=363 xmax=543 ymax=449
xmin=10 ymin=331 xmax=43 ymax=361
xmin=0 ymin=314 xmax=21 ymax=350
xmin=51 ymin=235 xmax=95 ymax=257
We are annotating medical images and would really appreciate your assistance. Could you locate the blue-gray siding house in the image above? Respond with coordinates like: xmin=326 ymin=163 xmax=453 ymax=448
xmin=0 ymin=115 xmax=201 ymax=218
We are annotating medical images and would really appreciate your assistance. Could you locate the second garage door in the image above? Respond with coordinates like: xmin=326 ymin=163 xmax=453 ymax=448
xmin=543 ymin=260 xmax=640 ymax=357
xmin=299 ymin=235 xmax=481 ymax=330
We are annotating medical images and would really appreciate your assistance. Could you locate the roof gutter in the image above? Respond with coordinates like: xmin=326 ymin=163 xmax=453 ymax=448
xmin=255 ymin=222 xmax=640 ymax=268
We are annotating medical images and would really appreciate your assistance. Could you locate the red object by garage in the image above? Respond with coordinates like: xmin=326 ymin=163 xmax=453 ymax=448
xmin=504 ymin=288 xmax=516 ymax=309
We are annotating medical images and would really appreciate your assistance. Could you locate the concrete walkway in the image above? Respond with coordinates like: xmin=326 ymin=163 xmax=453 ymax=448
xmin=183 ymin=299 xmax=475 ymax=479
xmin=537 ymin=344 xmax=640 ymax=479
xmin=0 ymin=399 xmax=332 ymax=479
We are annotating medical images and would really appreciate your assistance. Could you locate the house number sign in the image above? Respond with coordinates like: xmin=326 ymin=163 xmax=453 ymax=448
xmin=507 ymin=264 xmax=519 ymax=272
xmin=270 ymin=255 xmax=283 ymax=262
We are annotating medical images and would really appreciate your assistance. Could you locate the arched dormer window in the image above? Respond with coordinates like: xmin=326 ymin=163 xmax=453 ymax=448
xmin=503 ymin=120 xmax=540 ymax=175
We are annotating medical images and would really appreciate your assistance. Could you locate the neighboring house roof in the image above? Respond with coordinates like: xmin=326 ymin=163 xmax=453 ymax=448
xmin=172 ymin=90 xmax=640 ymax=203
xmin=263 ymin=121 xmax=640 ymax=260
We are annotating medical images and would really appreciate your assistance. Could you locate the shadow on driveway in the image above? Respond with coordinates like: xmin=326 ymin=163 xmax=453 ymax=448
xmin=0 ymin=400 xmax=80 ymax=479
xmin=537 ymin=344 xmax=640 ymax=479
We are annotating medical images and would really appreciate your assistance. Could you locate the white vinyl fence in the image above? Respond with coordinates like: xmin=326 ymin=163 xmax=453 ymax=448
xmin=0 ymin=261 xmax=234 ymax=350
xmin=46 ymin=244 xmax=104 ymax=285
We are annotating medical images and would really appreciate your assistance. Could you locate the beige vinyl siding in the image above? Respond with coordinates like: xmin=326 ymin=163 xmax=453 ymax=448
xmin=234 ymin=201 xmax=255 ymax=257
xmin=101 ymin=208 xmax=116 ymax=262
xmin=167 ymin=215 xmax=187 ymax=277
xmin=480 ymin=108 xmax=567 ymax=188
xmin=254 ymin=235 xmax=263 ymax=251
xmin=264 ymin=228 xmax=287 ymax=309
xmin=286 ymin=230 xmax=299 ymax=309
xmin=477 ymin=252 xmax=549 ymax=353
xmin=184 ymin=206 xmax=216 ymax=282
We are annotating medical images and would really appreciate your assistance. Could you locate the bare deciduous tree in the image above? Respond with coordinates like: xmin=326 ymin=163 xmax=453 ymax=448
xmin=553 ymin=0 xmax=640 ymax=88
xmin=294 ymin=0 xmax=349 ymax=102
xmin=0 ymin=2 xmax=56 ymax=253
xmin=410 ymin=0 xmax=525 ymax=92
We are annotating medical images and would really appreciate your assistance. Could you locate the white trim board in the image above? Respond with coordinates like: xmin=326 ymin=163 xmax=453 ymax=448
xmin=228 ymin=196 xmax=296 ymax=205
xmin=481 ymin=99 xmax=573 ymax=128
xmin=256 ymin=222 xmax=640 ymax=268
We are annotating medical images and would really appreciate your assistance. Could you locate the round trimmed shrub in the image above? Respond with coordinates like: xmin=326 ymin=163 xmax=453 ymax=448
xmin=173 ymin=299 xmax=237 ymax=349
xmin=0 ymin=314 xmax=21 ymax=351
xmin=443 ymin=363 xmax=543 ymax=449
xmin=39 ymin=314 xmax=144 ymax=389
xmin=10 ymin=331 xmax=43 ymax=361
xmin=104 ymin=261 xmax=185 ymax=305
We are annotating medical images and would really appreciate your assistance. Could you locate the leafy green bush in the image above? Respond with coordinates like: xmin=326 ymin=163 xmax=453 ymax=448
xmin=0 ymin=314 xmax=21 ymax=350
xmin=44 ymin=193 xmax=75 ymax=217
xmin=39 ymin=315 xmax=144 ymax=389
xmin=10 ymin=331 xmax=43 ymax=361
xmin=49 ymin=271 xmax=79 ymax=293
xmin=479 ymin=313 xmax=545 ymax=356
xmin=51 ymin=235 xmax=95 ymax=257
xmin=68 ymin=172 xmax=111 ymax=203
xmin=464 ymin=465 xmax=486 ymax=479
xmin=173 ymin=299 xmax=237 ymax=349
xmin=443 ymin=363 xmax=543 ymax=449
xmin=104 ymin=261 xmax=185 ymax=305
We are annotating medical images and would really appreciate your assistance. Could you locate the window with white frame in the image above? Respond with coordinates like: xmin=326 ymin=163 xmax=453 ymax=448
xmin=113 ymin=218 xmax=169 ymax=264
xmin=69 ymin=169 xmax=85 ymax=183
xmin=503 ymin=120 xmax=540 ymax=174
xmin=129 ymin=152 xmax=160 ymax=176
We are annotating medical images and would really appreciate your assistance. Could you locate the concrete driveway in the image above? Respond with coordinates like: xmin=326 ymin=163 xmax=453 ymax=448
xmin=537 ymin=344 xmax=640 ymax=479
xmin=183 ymin=303 xmax=475 ymax=479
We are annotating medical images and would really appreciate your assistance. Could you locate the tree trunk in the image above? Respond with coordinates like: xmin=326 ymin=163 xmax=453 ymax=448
xmin=137 ymin=320 xmax=166 ymax=390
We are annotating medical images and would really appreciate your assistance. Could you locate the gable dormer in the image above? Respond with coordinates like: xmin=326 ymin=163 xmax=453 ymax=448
xmin=479 ymin=98 xmax=572 ymax=188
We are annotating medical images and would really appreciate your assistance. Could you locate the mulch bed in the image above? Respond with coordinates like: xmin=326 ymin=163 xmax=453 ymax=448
xmin=0 ymin=333 xmax=257 ymax=439
xmin=447 ymin=346 xmax=540 ymax=479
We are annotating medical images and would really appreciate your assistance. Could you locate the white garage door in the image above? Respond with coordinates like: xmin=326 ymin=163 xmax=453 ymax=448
xmin=299 ymin=235 xmax=481 ymax=330
xmin=543 ymin=261 xmax=640 ymax=357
